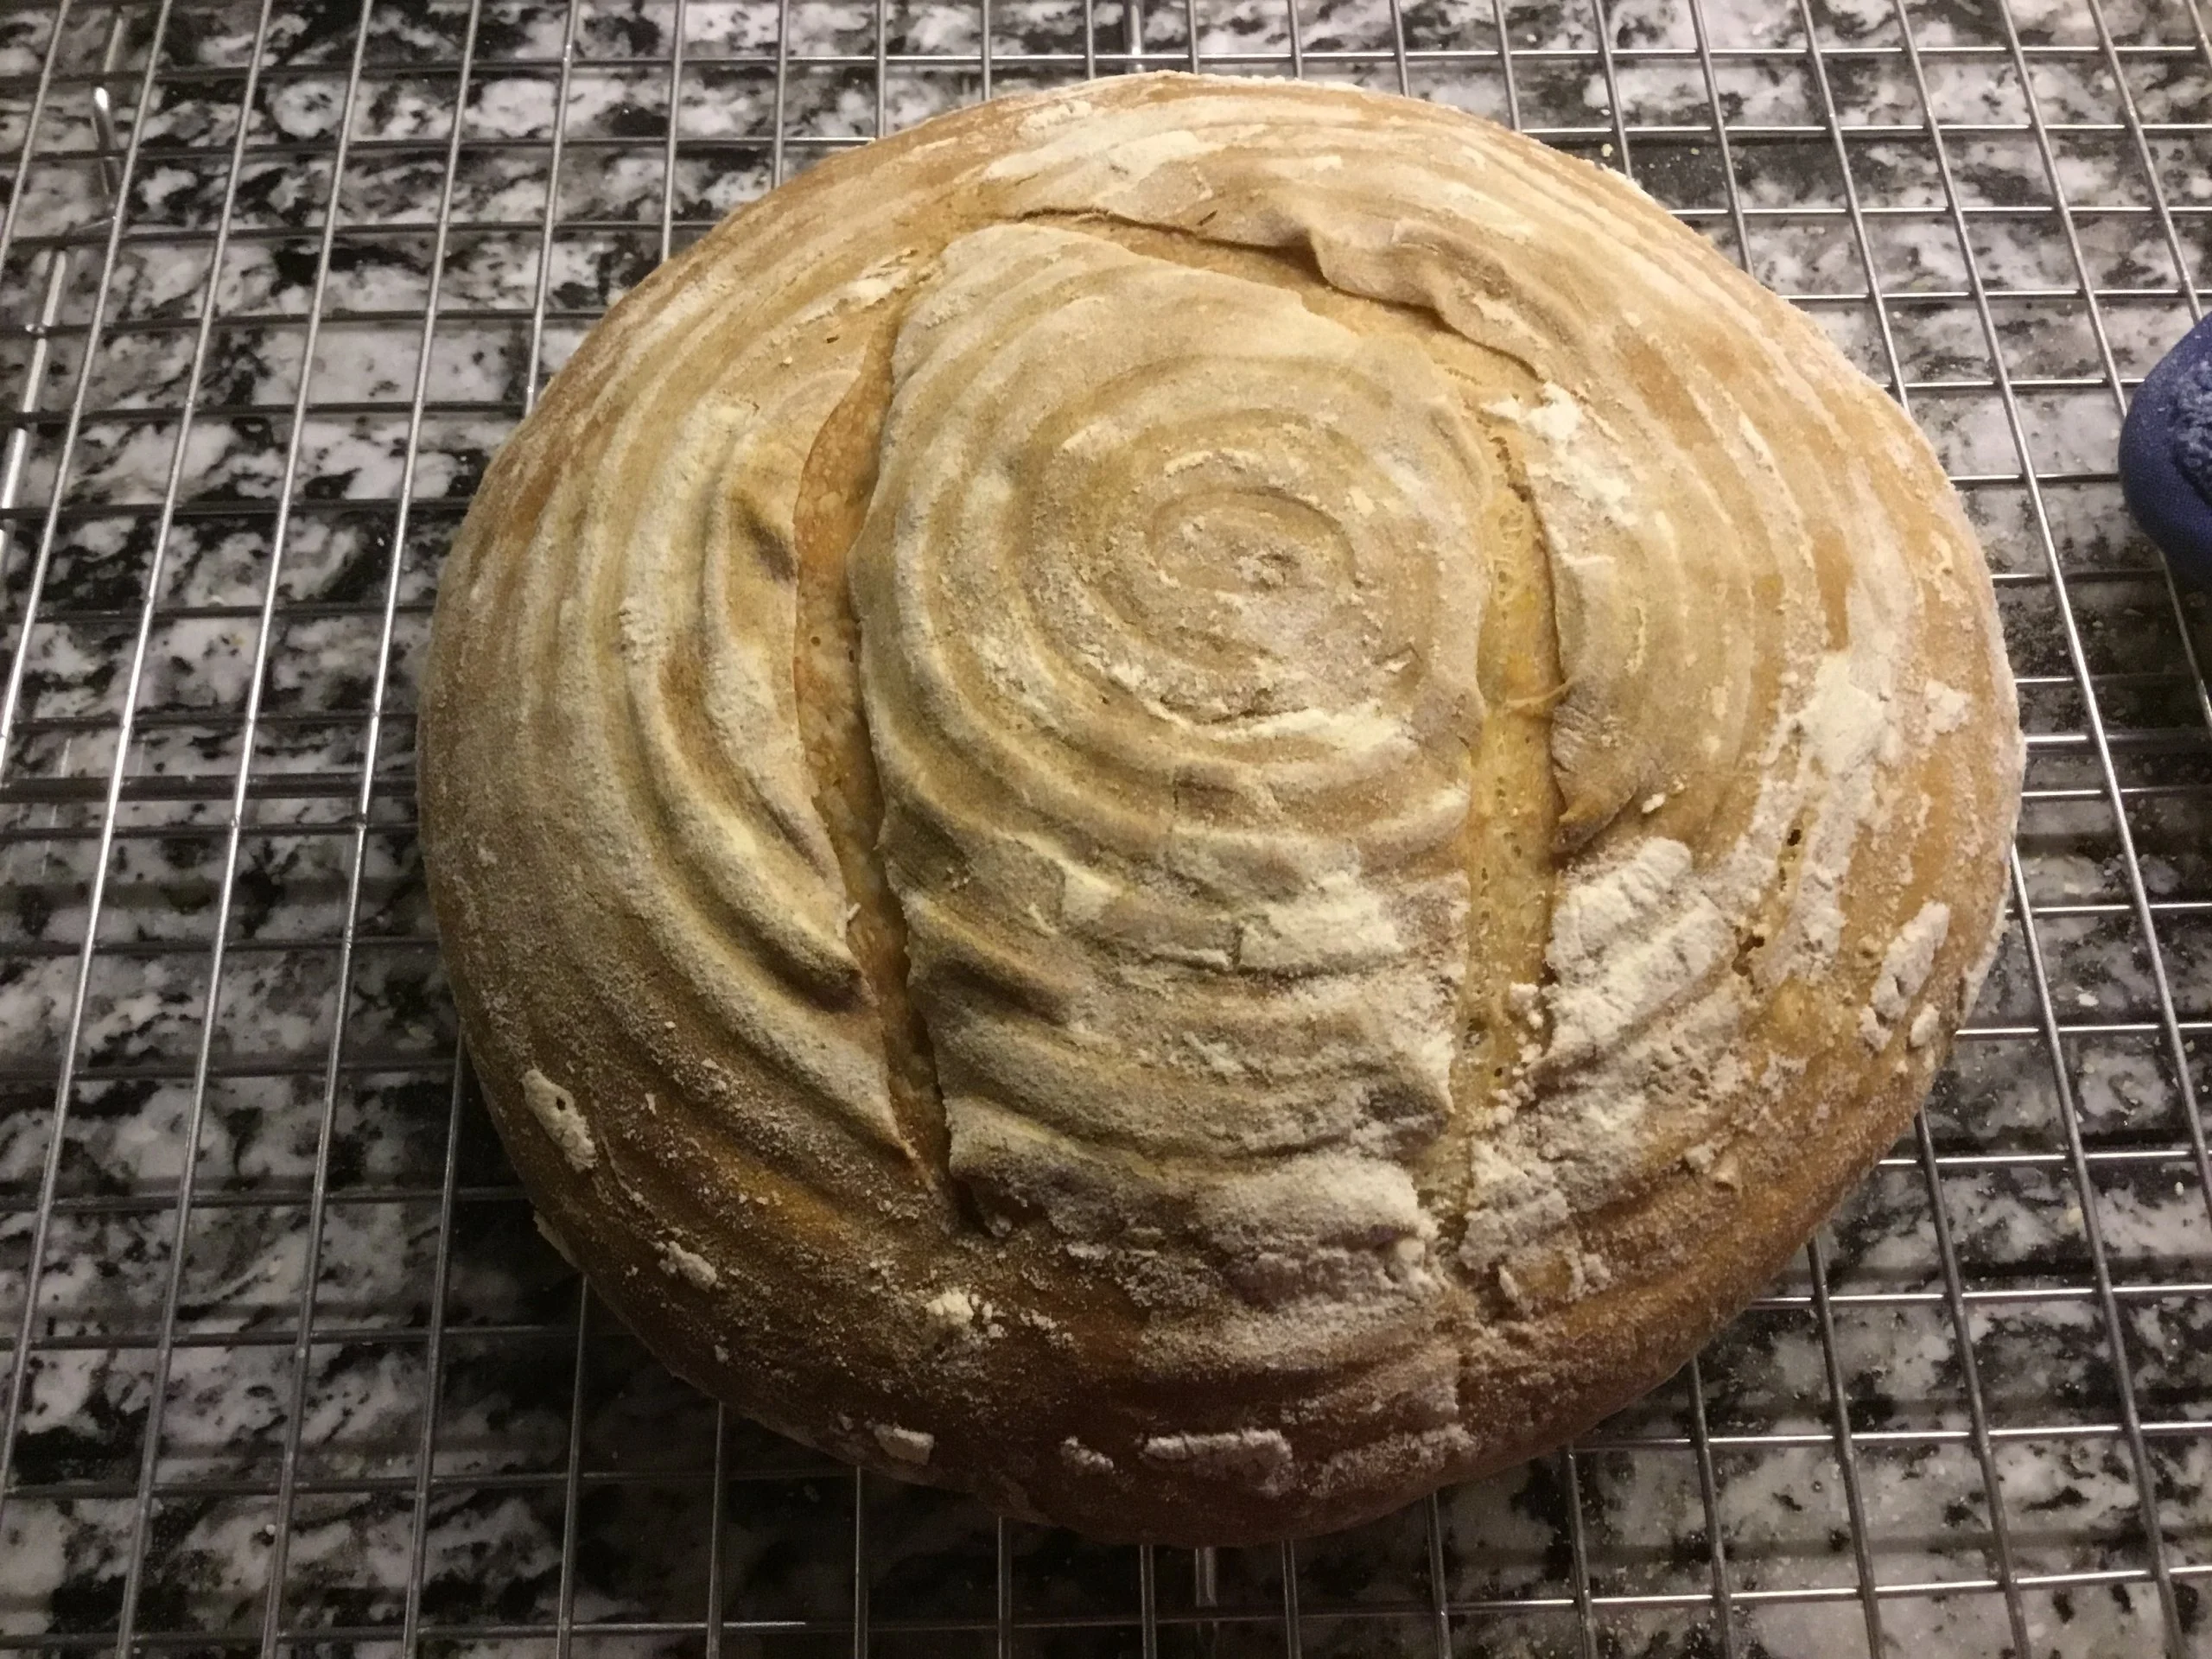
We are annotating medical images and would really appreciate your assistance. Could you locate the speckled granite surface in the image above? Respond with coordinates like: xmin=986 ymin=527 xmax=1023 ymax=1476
xmin=2 ymin=0 xmax=2211 ymax=1654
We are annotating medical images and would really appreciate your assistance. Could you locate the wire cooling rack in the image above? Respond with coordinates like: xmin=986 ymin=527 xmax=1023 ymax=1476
xmin=3 ymin=0 xmax=2212 ymax=1655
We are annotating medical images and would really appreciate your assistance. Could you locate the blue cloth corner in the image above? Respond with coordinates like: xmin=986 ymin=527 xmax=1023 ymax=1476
xmin=2120 ymin=311 xmax=2212 ymax=590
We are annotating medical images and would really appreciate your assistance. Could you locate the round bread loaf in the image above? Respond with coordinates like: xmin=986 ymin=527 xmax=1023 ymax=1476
xmin=418 ymin=73 xmax=2024 ymax=1544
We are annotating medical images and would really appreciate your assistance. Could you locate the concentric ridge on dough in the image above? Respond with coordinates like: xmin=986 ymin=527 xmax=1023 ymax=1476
xmin=420 ymin=73 xmax=2023 ymax=1544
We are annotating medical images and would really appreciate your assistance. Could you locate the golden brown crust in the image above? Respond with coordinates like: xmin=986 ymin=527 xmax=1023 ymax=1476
xmin=417 ymin=73 xmax=2023 ymax=1544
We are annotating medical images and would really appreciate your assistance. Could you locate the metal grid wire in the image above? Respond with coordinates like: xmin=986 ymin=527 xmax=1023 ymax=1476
xmin=2 ymin=0 xmax=2211 ymax=1653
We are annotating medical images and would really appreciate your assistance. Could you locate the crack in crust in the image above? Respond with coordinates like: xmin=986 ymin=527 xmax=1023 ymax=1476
xmin=792 ymin=299 xmax=956 ymax=1190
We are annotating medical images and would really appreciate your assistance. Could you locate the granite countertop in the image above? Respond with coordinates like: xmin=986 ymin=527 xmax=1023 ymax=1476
xmin=3 ymin=0 xmax=2212 ymax=1654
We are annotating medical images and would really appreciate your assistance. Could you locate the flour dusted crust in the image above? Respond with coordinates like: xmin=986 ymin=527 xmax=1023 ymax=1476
xmin=418 ymin=74 xmax=2023 ymax=1544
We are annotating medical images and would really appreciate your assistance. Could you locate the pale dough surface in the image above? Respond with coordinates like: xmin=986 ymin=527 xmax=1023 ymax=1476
xmin=419 ymin=73 xmax=2023 ymax=1544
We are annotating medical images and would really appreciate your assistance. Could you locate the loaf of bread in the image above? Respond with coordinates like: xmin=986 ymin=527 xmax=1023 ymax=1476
xmin=418 ymin=73 xmax=2023 ymax=1544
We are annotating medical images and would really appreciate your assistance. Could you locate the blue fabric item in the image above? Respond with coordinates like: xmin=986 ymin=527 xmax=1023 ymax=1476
xmin=2176 ymin=353 xmax=2212 ymax=502
xmin=2119 ymin=311 xmax=2212 ymax=590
